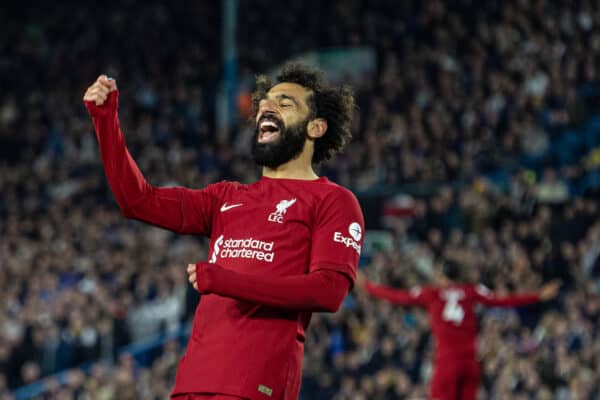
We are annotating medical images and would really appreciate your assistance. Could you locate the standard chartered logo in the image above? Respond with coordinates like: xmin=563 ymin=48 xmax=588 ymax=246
xmin=209 ymin=235 xmax=275 ymax=263
xmin=209 ymin=235 xmax=224 ymax=263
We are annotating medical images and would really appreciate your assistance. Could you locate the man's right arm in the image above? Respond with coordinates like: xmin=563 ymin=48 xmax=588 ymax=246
xmin=363 ymin=280 xmax=428 ymax=307
xmin=83 ymin=75 xmax=216 ymax=235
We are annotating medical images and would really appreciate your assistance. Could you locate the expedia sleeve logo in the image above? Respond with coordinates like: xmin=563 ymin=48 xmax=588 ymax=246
xmin=333 ymin=222 xmax=362 ymax=255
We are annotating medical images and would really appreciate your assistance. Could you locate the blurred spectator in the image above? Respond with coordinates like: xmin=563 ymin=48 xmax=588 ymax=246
xmin=536 ymin=168 xmax=570 ymax=204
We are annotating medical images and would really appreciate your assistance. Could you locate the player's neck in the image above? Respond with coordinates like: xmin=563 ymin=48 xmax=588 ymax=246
xmin=261 ymin=149 xmax=319 ymax=180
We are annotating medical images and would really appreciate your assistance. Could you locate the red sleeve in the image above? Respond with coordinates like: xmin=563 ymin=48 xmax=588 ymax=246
xmin=364 ymin=282 xmax=429 ymax=307
xmin=309 ymin=187 xmax=364 ymax=284
xmin=196 ymin=262 xmax=350 ymax=312
xmin=84 ymin=91 xmax=224 ymax=235
xmin=472 ymin=284 xmax=540 ymax=307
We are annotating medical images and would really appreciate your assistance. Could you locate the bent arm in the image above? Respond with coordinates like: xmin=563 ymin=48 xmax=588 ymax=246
xmin=196 ymin=262 xmax=351 ymax=312
xmin=85 ymin=91 xmax=213 ymax=234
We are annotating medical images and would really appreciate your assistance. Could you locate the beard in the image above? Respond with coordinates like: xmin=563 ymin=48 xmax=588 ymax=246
xmin=252 ymin=117 xmax=308 ymax=169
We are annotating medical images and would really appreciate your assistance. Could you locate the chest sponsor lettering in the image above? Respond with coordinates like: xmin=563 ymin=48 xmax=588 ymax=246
xmin=210 ymin=234 xmax=275 ymax=263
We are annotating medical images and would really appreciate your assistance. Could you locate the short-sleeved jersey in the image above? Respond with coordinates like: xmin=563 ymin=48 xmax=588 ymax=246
xmin=172 ymin=177 xmax=364 ymax=399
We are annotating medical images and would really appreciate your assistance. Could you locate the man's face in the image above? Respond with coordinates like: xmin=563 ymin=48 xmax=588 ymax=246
xmin=252 ymin=82 xmax=313 ymax=168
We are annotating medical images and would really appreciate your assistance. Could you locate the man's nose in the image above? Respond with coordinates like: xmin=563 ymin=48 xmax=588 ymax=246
xmin=259 ymin=99 xmax=277 ymax=114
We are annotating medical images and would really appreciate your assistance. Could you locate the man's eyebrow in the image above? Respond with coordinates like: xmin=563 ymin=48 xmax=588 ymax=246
xmin=274 ymin=93 xmax=299 ymax=105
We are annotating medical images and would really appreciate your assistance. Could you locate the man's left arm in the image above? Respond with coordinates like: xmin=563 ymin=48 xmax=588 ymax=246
xmin=189 ymin=187 xmax=364 ymax=312
xmin=476 ymin=291 xmax=541 ymax=307
xmin=473 ymin=280 xmax=561 ymax=307
xmin=191 ymin=263 xmax=349 ymax=312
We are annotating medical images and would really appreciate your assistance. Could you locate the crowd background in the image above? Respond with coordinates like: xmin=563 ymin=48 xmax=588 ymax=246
xmin=1 ymin=1 xmax=600 ymax=399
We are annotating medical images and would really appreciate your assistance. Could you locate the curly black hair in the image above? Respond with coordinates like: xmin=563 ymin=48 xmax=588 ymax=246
xmin=251 ymin=63 xmax=355 ymax=164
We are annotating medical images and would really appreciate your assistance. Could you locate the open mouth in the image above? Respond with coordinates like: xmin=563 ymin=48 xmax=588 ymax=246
xmin=258 ymin=115 xmax=282 ymax=144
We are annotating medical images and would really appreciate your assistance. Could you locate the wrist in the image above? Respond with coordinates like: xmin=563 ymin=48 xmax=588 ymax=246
xmin=84 ymin=91 xmax=119 ymax=117
xmin=195 ymin=262 xmax=215 ymax=293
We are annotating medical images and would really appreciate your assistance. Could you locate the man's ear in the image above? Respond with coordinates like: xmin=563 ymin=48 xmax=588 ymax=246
xmin=307 ymin=118 xmax=328 ymax=139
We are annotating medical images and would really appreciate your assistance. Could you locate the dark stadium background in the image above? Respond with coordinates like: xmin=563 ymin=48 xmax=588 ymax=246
xmin=1 ymin=1 xmax=599 ymax=399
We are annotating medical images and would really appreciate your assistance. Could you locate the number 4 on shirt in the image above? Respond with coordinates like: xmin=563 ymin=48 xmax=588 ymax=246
xmin=442 ymin=290 xmax=465 ymax=324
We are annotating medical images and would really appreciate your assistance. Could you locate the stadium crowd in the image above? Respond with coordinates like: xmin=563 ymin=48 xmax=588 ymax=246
xmin=0 ymin=0 xmax=599 ymax=399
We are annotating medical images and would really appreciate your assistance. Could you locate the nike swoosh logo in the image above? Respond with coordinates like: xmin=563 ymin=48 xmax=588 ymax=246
xmin=220 ymin=203 xmax=243 ymax=212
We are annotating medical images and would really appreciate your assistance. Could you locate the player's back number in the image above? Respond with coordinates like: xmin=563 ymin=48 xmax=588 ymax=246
xmin=442 ymin=290 xmax=465 ymax=324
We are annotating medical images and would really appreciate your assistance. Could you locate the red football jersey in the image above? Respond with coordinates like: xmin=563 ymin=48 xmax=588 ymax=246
xmin=85 ymin=92 xmax=364 ymax=400
xmin=173 ymin=177 xmax=363 ymax=398
xmin=365 ymin=282 xmax=540 ymax=361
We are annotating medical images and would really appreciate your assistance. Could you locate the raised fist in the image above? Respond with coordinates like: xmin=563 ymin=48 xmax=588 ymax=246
xmin=83 ymin=75 xmax=117 ymax=106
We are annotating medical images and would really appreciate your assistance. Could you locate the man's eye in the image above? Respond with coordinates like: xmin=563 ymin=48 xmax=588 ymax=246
xmin=280 ymin=102 xmax=293 ymax=108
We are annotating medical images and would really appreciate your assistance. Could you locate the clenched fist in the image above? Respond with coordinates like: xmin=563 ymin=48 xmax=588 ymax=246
xmin=187 ymin=262 xmax=215 ymax=294
xmin=83 ymin=75 xmax=117 ymax=106
xmin=187 ymin=263 xmax=198 ymax=291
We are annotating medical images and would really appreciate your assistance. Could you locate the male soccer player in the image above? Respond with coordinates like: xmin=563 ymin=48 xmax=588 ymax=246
xmin=356 ymin=261 xmax=560 ymax=400
xmin=83 ymin=64 xmax=364 ymax=400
